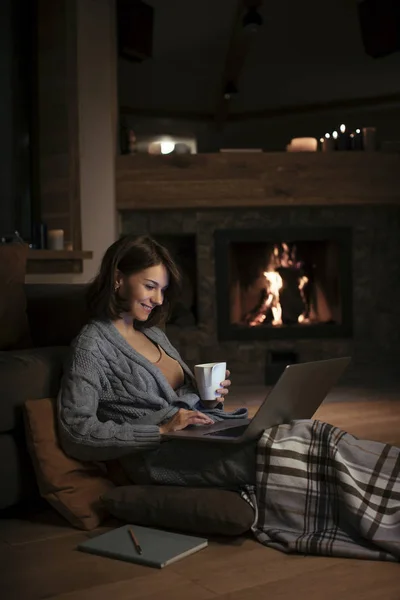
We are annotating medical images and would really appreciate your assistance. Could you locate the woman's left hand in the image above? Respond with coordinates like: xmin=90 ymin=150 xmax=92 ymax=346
xmin=216 ymin=369 xmax=231 ymax=401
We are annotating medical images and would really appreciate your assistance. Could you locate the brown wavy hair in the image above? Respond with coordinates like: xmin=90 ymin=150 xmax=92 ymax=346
xmin=87 ymin=235 xmax=181 ymax=328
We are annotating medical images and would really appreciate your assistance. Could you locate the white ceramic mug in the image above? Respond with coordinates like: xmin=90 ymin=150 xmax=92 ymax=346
xmin=194 ymin=362 xmax=226 ymax=401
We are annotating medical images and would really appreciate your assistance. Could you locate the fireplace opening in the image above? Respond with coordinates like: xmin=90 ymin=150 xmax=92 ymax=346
xmin=231 ymin=240 xmax=341 ymax=327
xmin=215 ymin=228 xmax=352 ymax=340
xmin=155 ymin=234 xmax=198 ymax=327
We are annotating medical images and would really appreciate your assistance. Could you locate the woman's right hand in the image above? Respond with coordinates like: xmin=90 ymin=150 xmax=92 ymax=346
xmin=159 ymin=408 xmax=214 ymax=435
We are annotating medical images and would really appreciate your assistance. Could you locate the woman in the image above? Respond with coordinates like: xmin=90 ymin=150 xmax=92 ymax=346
xmin=58 ymin=235 xmax=256 ymax=488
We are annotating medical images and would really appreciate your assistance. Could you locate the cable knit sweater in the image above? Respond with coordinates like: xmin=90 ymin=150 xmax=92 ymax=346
xmin=58 ymin=320 xmax=254 ymax=487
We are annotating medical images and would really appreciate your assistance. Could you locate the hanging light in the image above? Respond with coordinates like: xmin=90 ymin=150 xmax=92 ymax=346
xmin=242 ymin=6 xmax=263 ymax=33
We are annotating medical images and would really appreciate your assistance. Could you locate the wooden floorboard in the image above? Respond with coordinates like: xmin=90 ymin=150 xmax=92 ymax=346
xmin=2 ymin=399 xmax=399 ymax=600
xmin=214 ymin=558 xmax=400 ymax=600
xmin=234 ymin=398 xmax=400 ymax=447
xmin=314 ymin=401 xmax=400 ymax=446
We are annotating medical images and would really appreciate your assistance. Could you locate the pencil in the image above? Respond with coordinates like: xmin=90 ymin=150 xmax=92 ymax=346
xmin=128 ymin=527 xmax=143 ymax=555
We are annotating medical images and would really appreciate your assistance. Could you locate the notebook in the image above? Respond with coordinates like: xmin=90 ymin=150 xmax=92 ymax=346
xmin=77 ymin=524 xmax=208 ymax=569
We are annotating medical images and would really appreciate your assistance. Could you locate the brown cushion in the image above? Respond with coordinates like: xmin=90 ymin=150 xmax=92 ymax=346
xmin=24 ymin=398 xmax=115 ymax=530
xmin=101 ymin=485 xmax=255 ymax=536
xmin=0 ymin=243 xmax=31 ymax=350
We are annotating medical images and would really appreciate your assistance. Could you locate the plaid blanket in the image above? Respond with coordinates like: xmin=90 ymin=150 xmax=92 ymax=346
xmin=249 ymin=419 xmax=400 ymax=561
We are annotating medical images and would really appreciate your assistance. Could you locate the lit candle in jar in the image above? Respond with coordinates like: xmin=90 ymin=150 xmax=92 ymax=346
xmin=332 ymin=130 xmax=339 ymax=150
xmin=350 ymin=128 xmax=363 ymax=150
xmin=321 ymin=133 xmax=334 ymax=152
xmin=337 ymin=124 xmax=350 ymax=150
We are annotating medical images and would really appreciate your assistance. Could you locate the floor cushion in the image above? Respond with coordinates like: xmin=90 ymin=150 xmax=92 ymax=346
xmin=102 ymin=485 xmax=255 ymax=536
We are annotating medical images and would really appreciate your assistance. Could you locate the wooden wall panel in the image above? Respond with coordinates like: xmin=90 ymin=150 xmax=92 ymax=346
xmin=35 ymin=0 xmax=81 ymax=250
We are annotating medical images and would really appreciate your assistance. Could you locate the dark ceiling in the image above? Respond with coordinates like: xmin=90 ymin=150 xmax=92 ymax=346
xmin=118 ymin=0 xmax=400 ymax=121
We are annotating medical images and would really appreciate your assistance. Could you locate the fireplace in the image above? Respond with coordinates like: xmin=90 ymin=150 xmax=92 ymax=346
xmin=215 ymin=228 xmax=352 ymax=341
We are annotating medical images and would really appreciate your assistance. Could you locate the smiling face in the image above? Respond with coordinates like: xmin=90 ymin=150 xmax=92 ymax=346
xmin=117 ymin=263 xmax=169 ymax=321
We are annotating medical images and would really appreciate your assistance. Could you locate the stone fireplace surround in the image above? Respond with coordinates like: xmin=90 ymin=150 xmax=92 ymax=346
xmin=117 ymin=153 xmax=400 ymax=385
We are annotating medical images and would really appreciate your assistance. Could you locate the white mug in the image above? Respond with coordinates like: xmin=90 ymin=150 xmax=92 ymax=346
xmin=194 ymin=362 xmax=226 ymax=401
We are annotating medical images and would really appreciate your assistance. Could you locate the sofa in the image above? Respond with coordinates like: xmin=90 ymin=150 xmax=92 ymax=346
xmin=0 ymin=282 xmax=89 ymax=512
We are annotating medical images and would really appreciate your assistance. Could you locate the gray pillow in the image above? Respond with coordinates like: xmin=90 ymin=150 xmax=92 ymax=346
xmin=0 ymin=346 xmax=68 ymax=433
xmin=102 ymin=485 xmax=255 ymax=536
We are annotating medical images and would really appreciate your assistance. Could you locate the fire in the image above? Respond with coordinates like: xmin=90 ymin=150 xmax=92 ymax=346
xmin=247 ymin=243 xmax=310 ymax=327
xmin=264 ymin=271 xmax=283 ymax=325
xmin=297 ymin=275 xmax=309 ymax=324
xmin=248 ymin=271 xmax=283 ymax=327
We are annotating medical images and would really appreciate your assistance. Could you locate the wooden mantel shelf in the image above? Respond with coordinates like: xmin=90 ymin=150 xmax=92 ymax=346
xmin=116 ymin=152 xmax=400 ymax=210
xmin=27 ymin=250 xmax=93 ymax=260
xmin=26 ymin=250 xmax=93 ymax=275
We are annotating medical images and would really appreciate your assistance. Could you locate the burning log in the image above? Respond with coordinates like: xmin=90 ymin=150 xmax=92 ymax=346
xmin=244 ymin=288 xmax=269 ymax=326
xmin=278 ymin=267 xmax=308 ymax=324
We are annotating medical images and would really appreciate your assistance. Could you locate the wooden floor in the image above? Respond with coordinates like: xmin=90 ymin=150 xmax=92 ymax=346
xmin=1 ymin=399 xmax=400 ymax=600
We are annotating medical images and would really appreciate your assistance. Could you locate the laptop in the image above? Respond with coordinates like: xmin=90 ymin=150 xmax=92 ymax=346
xmin=162 ymin=357 xmax=351 ymax=444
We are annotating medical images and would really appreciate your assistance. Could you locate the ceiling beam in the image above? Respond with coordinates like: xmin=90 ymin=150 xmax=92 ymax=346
xmin=120 ymin=92 xmax=400 ymax=124
xmin=229 ymin=92 xmax=400 ymax=121
xmin=214 ymin=0 xmax=264 ymax=129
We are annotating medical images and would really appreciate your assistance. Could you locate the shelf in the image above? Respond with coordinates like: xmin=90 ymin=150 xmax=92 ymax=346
xmin=116 ymin=152 xmax=400 ymax=210
xmin=26 ymin=250 xmax=93 ymax=274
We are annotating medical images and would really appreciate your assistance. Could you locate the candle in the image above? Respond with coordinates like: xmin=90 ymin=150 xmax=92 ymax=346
xmin=362 ymin=127 xmax=377 ymax=152
xmin=31 ymin=222 xmax=47 ymax=249
xmin=332 ymin=130 xmax=339 ymax=150
xmin=286 ymin=137 xmax=318 ymax=152
xmin=321 ymin=133 xmax=334 ymax=152
xmin=337 ymin=124 xmax=350 ymax=151
xmin=47 ymin=229 xmax=64 ymax=251
xmin=350 ymin=128 xmax=363 ymax=150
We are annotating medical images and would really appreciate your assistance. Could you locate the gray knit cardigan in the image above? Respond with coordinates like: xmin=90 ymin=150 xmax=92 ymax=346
xmin=58 ymin=320 xmax=250 ymax=486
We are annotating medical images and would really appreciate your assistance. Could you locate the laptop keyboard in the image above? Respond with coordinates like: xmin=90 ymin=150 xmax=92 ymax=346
xmin=204 ymin=425 xmax=248 ymax=438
